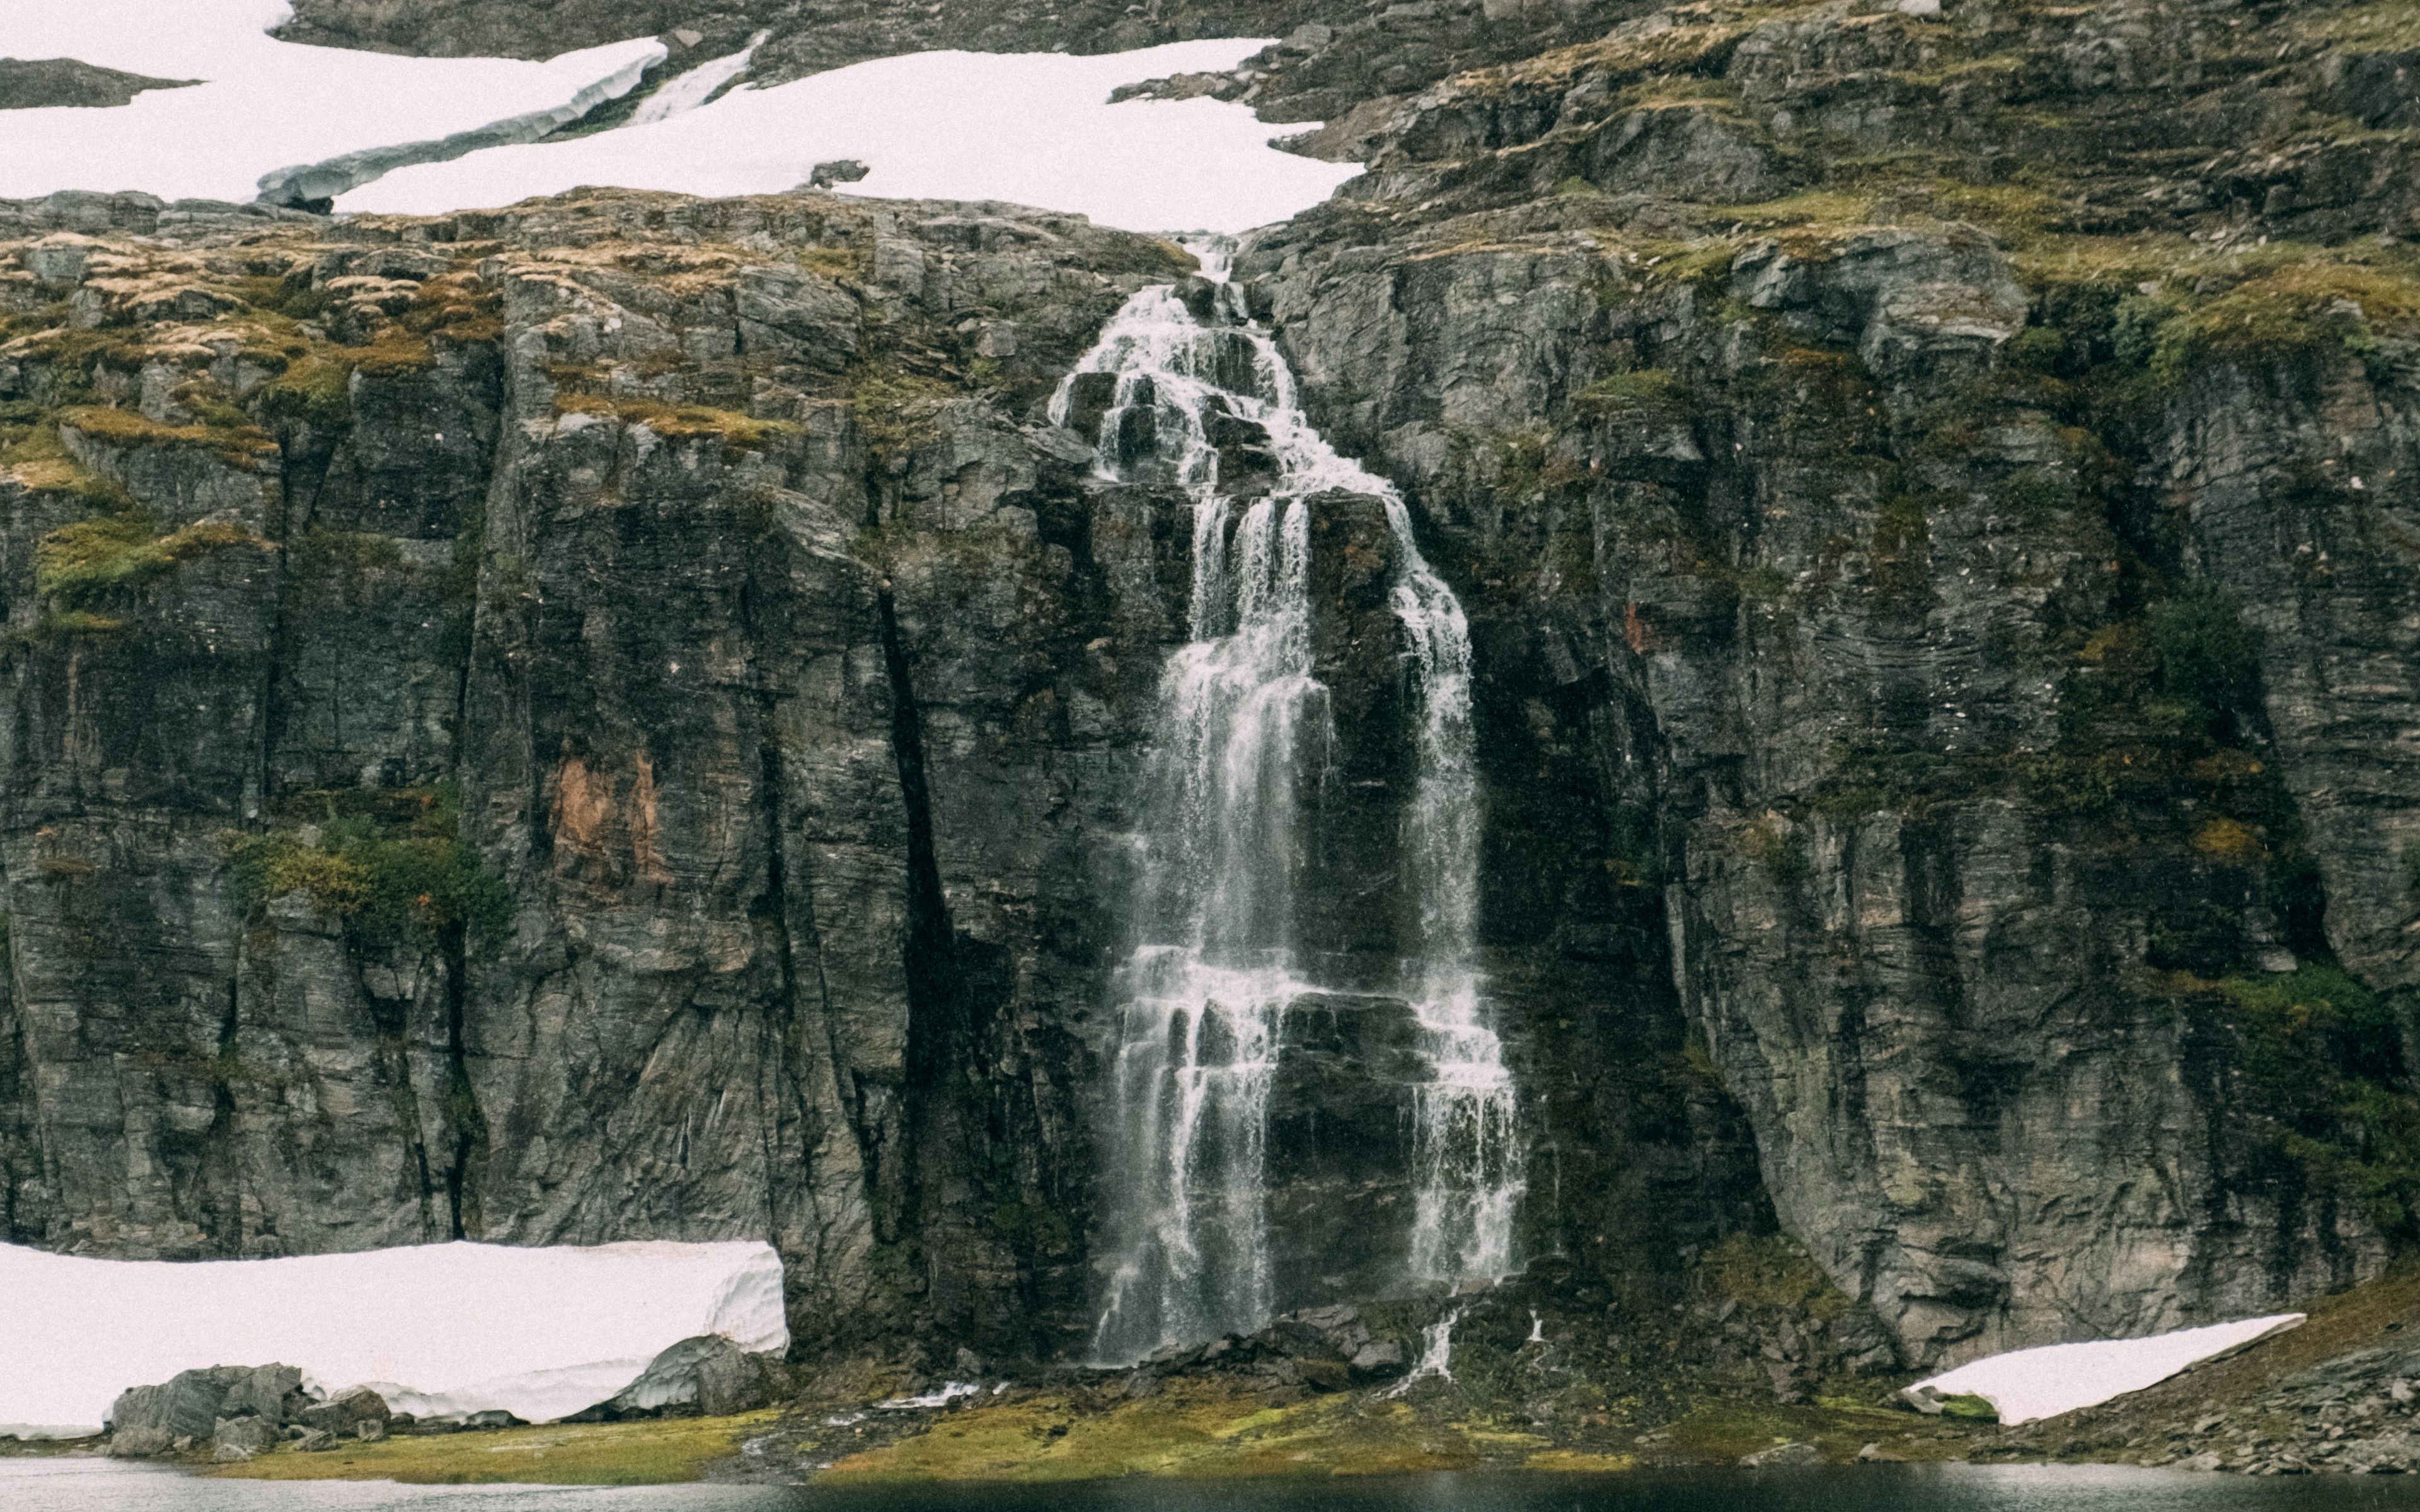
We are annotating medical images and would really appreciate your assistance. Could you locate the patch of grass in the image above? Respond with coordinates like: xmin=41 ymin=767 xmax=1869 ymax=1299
xmin=848 ymin=366 xmax=955 ymax=467
xmin=1698 ymin=1233 xmax=1849 ymax=1320
xmin=1654 ymin=1398 xmax=1952 ymax=1466
xmin=259 ymin=352 xmax=354 ymax=429
xmin=59 ymin=404 xmax=275 ymax=468
xmin=1 ymin=421 xmax=133 ymax=508
xmin=1572 ymin=368 xmax=1688 ymax=417
xmin=211 ymin=1412 xmax=778 ymax=1486
xmin=554 ymin=394 xmax=800 ymax=457
xmin=1526 ymin=1450 xmax=1639 ymax=1472
xmin=35 ymin=514 xmax=266 ymax=605
xmin=797 ymin=244 xmax=868 ymax=282
xmin=825 ymin=1381 xmax=1480 ymax=1482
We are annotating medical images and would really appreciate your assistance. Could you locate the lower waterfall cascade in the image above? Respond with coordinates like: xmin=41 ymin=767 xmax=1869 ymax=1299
xmin=1058 ymin=239 xmax=1524 ymax=1364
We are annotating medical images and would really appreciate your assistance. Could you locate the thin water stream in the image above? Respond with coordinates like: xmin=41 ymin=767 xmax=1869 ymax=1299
xmin=1056 ymin=240 xmax=1522 ymax=1363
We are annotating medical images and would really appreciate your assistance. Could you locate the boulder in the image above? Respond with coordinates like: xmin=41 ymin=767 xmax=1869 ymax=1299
xmin=108 ymin=1366 xmax=256 ymax=1446
xmin=1741 ymin=1440 xmax=1821 ymax=1467
xmin=211 ymin=1414 xmax=280 ymax=1457
xmin=106 ymin=1363 xmax=311 ymax=1458
xmin=582 ymin=1335 xmax=785 ymax=1420
xmin=219 ymin=1365 xmax=308 ymax=1425
xmin=296 ymin=1386 xmax=391 ymax=1438
xmin=18 ymin=232 xmax=101 ymax=289
xmin=100 ymin=1426 xmax=173 ymax=1459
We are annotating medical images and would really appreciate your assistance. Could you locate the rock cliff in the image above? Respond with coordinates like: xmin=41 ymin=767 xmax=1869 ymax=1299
xmin=7 ymin=0 xmax=2420 ymax=1379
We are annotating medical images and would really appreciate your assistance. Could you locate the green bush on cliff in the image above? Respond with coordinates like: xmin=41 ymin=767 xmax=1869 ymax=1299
xmin=2217 ymin=965 xmax=2420 ymax=1238
xmin=2151 ymin=583 xmax=2264 ymax=737
xmin=225 ymin=786 xmax=511 ymax=953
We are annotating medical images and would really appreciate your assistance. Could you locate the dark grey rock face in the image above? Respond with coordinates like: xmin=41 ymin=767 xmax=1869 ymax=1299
xmin=0 ymin=59 xmax=194 ymax=112
xmin=13 ymin=0 xmax=2420 ymax=1388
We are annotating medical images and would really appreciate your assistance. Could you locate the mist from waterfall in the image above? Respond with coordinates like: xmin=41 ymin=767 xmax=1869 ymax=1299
xmin=1059 ymin=239 xmax=1523 ymax=1365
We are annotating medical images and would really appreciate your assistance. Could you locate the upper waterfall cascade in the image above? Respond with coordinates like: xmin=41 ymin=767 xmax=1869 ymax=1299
xmin=1056 ymin=240 xmax=1523 ymax=1365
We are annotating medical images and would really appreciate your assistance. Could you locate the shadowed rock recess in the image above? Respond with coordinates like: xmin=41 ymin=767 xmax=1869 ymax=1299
xmin=8 ymin=0 xmax=2420 ymax=1390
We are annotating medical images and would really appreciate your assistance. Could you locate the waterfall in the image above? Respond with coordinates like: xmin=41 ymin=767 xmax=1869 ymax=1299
xmin=1386 ymin=1307 xmax=1464 ymax=1397
xmin=1061 ymin=239 xmax=1523 ymax=1364
xmin=628 ymin=32 xmax=768 ymax=127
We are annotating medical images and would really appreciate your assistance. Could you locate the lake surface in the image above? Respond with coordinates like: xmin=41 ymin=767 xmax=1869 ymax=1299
xmin=14 ymin=1461 xmax=2420 ymax=1512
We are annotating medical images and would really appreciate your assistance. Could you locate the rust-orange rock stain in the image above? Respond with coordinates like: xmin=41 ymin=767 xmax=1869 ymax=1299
xmin=550 ymin=744 xmax=672 ymax=885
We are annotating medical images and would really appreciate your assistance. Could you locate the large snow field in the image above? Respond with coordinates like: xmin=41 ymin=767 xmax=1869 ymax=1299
xmin=0 ymin=1 xmax=664 ymax=204
xmin=340 ymin=40 xmax=1361 ymax=233
xmin=0 ymin=0 xmax=1359 ymax=233
xmin=1911 ymin=1313 xmax=2306 ymax=1425
xmin=0 ymin=1239 xmax=786 ymax=1438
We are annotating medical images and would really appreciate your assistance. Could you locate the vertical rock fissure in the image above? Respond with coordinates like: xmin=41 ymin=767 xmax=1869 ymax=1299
xmin=876 ymin=583 xmax=960 ymax=1096
xmin=202 ymin=978 xmax=244 ymax=1255
xmin=1058 ymin=240 xmax=1524 ymax=1363
xmin=439 ymin=921 xmax=481 ymax=1241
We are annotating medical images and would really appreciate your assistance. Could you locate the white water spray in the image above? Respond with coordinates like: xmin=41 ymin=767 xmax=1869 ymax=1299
xmin=1065 ymin=239 xmax=1523 ymax=1364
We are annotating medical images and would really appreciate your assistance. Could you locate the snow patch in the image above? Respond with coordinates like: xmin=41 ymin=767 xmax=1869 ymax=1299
xmin=0 ymin=0 xmax=664 ymax=203
xmin=338 ymin=40 xmax=1361 ymax=234
xmin=0 ymin=1239 xmax=785 ymax=1437
xmin=1910 ymin=1314 xmax=2305 ymax=1426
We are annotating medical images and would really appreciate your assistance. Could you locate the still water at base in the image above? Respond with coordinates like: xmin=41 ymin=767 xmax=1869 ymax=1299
xmin=15 ymin=1461 xmax=2420 ymax=1512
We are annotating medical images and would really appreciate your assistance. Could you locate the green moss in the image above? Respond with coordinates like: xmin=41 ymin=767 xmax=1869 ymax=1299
xmin=848 ymin=366 xmax=955 ymax=467
xmin=260 ymin=352 xmax=354 ymax=430
xmin=35 ymin=513 xmax=267 ymax=605
xmin=1699 ymin=1233 xmax=1848 ymax=1319
xmin=1937 ymin=1394 xmax=2000 ymax=1423
xmin=824 ymin=1381 xmax=1478 ymax=1482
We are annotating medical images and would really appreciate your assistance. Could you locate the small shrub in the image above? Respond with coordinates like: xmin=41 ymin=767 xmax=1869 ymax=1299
xmin=2150 ymin=583 xmax=2262 ymax=737
xmin=224 ymin=785 xmax=512 ymax=953
xmin=2192 ymin=817 xmax=2264 ymax=863
xmin=1738 ymin=817 xmax=1810 ymax=885
xmin=1570 ymin=368 xmax=1686 ymax=416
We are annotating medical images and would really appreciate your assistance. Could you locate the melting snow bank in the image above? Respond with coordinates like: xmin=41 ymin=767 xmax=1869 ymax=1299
xmin=253 ymin=47 xmax=660 ymax=209
xmin=0 ymin=1240 xmax=785 ymax=1438
xmin=0 ymin=0 xmax=662 ymax=204
xmin=339 ymin=40 xmax=1360 ymax=233
xmin=1908 ymin=1314 xmax=2305 ymax=1426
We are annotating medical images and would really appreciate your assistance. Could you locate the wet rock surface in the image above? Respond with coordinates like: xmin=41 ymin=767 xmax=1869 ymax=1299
xmin=9 ymin=0 xmax=2420 ymax=1437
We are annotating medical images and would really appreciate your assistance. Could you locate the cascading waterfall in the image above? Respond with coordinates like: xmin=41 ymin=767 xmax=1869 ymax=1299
xmin=1061 ymin=239 xmax=1523 ymax=1364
